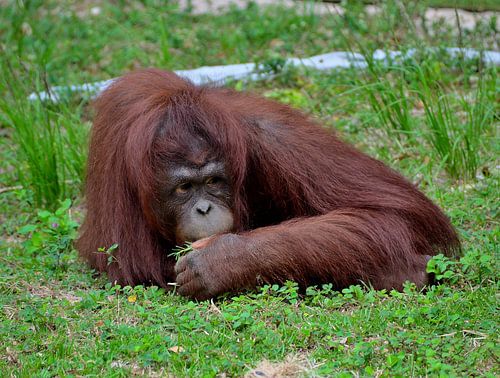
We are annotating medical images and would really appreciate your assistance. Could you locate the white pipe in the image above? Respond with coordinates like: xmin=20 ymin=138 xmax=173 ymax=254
xmin=28 ymin=48 xmax=500 ymax=103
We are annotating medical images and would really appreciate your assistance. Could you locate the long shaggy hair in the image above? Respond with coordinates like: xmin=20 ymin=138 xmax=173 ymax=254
xmin=77 ymin=69 xmax=460 ymax=292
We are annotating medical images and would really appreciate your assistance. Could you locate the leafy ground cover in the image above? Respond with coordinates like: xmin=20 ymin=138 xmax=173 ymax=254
xmin=0 ymin=1 xmax=498 ymax=376
xmin=326 ymin=0 xmax=500 ymax=12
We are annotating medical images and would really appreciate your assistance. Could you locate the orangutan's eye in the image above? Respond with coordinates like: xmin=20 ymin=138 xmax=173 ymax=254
xmin=206 ymin=177 xmax=222 ymax=186
xmin=175 ymin=182 xmax=192 ymax=194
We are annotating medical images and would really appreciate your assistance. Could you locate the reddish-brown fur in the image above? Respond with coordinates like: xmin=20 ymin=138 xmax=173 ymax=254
xmin=77 ymin=69 xmax=460 ymax=299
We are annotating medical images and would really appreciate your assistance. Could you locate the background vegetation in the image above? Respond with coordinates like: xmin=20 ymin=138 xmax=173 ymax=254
xmin=0 ymin=0 xmax=498 ymax=376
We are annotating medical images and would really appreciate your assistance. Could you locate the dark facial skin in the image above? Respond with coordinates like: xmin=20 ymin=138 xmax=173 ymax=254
xmin=163 ymin=161 xmax=234 ymax=243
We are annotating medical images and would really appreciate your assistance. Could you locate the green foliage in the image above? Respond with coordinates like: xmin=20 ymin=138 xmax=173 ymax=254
xmin=97 ymin=243 xmax=119 ymax=266
xmin=460 ymin=247 xmax=497 ymax=283
xmin=17 ymin=199 xmax=78 ymax=270
xmin=415 ymin=64 xmax=497 ymax=180
xmin=426 ymin=0 xmax=500 ymax=11
xmin=0 ymin=60 xmax=89 ymax=208
xmin=0 ymin=93 xmax=88 ymax=208
xmin=256 ymin=52 xmax=289 ymax=76
xmin=0 ymin=0 xmax=499 ymax=376
xmin=169 ymin=243 xmax=194 ymax=261
xmin=365 ymin=76 xmax=415 ymax=140
xmin=264 ymin=88 xmax=310 ymax=109
xmin=350 ymin=54 xmax=497 ymax=180
xmin=427 ymin=254 xmax=458 ymax=282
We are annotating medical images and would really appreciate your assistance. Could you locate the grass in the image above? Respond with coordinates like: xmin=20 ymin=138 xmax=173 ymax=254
xmin=426 ymin=0 xmax=500 ymax=11
xmin=325 ymin=0 xmax=500 ymax=11
xmin=415 ymin=65 xmax=496 ymax=179
xmin=0 ymin=0 xmax=499 ymax=376
xmin=169 ymin=243 xmax=194 ymax=262
xmin=0 ymin=87 xmax=88 ymax=209
xmin=351 ymin=56 xmax=497 ymax=179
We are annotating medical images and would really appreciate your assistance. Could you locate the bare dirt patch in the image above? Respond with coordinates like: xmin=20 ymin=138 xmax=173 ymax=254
xmin=245 ymin=354 xmax=315 ymax=378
